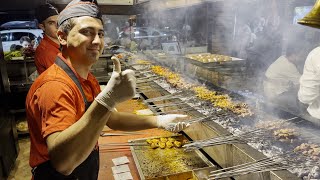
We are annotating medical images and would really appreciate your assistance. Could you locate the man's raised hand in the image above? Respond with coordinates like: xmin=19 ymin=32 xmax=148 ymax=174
xmin=95 ymin=56 xmax=136 ymax=110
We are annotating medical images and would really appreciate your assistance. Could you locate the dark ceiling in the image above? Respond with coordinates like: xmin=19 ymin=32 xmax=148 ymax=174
xmin=0 ymin=0 xmax=44 ymax=12
xmin=0 ymin=0 xmax=142 ymax=25
xmin=0 ymin=0 xmax=43 ymax=24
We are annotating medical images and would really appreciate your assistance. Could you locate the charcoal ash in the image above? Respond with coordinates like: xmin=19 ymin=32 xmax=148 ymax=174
xmin=308 ymin=166 xmax=320 ymax=179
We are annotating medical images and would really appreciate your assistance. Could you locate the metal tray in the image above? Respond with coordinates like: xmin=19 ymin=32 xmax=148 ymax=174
xmin=184 ymin=56 xmax=246 ymax=69
xmin=129 ymin=135 xmax=214 ymax=180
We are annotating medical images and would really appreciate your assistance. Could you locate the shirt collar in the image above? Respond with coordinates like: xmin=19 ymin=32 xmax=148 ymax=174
xmin=43 ymin=35 xmax=60 ymax=49
xmin=56 ymin=53 xmax=94 ymax=83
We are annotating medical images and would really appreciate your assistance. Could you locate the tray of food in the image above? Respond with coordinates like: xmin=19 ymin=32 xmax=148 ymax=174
xmin=185 ymin=53 xmax=245 ymax=68
xmin=129 ymin=135 xmax=214 ymax=180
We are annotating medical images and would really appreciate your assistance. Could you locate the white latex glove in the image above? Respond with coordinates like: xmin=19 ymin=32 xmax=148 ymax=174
xmin=156 ymin=114 xmax=190 ymax=133
xmin=95 ymin=56 xmax=136 ymax=110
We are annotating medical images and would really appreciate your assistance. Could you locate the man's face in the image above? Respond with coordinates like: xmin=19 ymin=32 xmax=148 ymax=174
xmin=41 ymin=15 xmax=58 ymax=40
xmin=64 ymin=16 xmax=104 ymax=65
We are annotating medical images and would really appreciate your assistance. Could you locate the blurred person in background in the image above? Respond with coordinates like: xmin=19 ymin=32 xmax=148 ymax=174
xmin=34 ymin=3 xmax=59 ymax=74
xmin=20 ymin=36 xmax=36 ymax=57
xmin=264 ymin=44 xmax=307 ymax=113
xmin=252 ymin=17 xmax=266 ymax=35
xmin=10 ymin=44 xmax=23 ymax=52
xmin=123 ymin=21 xmax=133 ymax=36
xmin=104 ymin=18 xmax=119 ymax=45
xmin=182 ymin=22 xmax=191 ymax=42
xmin=20 ymin=36 xmax=32 ymax=48
xmin=120 ymin=34 xmax=137 ymax=51
xmin=298 ymin=46 xmax=320 ymax=124
xmin=139 ymin=38 xmax=151 ymax=50
xmin=246 ymin=19 xmax=281 ymax=78
xmin=26 ymin=0 xmax=189 ymax=179
xmin=231 ymin=18 xmax=254 ymax=60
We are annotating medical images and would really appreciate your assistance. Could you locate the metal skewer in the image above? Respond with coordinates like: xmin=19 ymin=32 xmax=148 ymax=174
xmin=128 ymin=64 xmax=152 ymax=69
xmin=99 ymin=142 xmax=149 ymax=147
xmin=129 ymin=63 xmax=152 ymax=66
xmin=183 ymin=128 xmax=270 ymax=151
xmin=149 ymin=102 xmax=188 ymax=108
xmin=100 ymin=131 xmax=151 ymax=136
xmin=136 ymin=85 xmax=162 ymax=89
xmin=136 ymin=75 xmax=158 ymax=80
xmin=183 ymin=116 xmax=301 ymax=151
xmin=144 ymin=92 xmax=192 ymax=103
xmin=207 ymin=152 xmax=319 ymax=179
xmin=136 ymin=84 xmax=163 ymax=90
xmin=136 ymin=77 xmax=162 ymax=84
xmin=155 ymin=106 xmax=199 ymax=115
xmin=137 ymin=89 xmax=168 ymax=94
xmin=135 ymin=70 xmax=152 ymax=74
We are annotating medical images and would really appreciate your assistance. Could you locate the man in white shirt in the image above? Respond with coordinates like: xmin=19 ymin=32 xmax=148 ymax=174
xmin=264 ymin=45 xmax=305 ymax=112
xmin=298 ymin=46 xmax=320 ymax=121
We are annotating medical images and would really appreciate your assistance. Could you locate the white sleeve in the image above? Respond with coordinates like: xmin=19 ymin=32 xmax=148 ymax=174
xmin=298 ymin=48 xmax=320 ymax=104
xmin=287 ymin=64 xmax=301 ymax=86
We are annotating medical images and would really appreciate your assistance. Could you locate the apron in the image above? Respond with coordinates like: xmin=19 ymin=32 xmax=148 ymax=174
xmin=32 ymin=57 xmax=99 ymax=180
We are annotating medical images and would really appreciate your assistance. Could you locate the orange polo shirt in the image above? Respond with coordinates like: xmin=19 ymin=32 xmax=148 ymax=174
xmin=35 ymin=35 xmax=60 ymax=74
xmin=26 ymin=53 xmax=101 ymax=168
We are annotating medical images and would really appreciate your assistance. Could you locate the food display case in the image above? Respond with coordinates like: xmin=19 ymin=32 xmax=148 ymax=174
xmin=1 ymin=0 xmax=320 ymax=179
xmin=121 ymin=53 xmax=320 ymax=180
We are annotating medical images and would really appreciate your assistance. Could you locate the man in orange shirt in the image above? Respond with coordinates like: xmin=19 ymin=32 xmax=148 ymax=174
xmin=26 ymin=0 xmax=189 ymax=179
xmin=34 ymin=3 xmax=60 ymax=74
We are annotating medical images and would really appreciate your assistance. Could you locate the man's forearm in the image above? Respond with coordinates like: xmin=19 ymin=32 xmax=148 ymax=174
xmin=107 ymin=112 xmax=157 ymax=131
xmin=46 ymin=101 xmax=111 ymax=175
